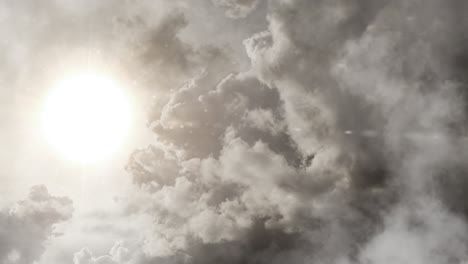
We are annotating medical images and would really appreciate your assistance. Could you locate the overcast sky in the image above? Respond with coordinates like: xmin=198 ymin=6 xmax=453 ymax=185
xmin=3 ymin=0 xmax=468 ymax=263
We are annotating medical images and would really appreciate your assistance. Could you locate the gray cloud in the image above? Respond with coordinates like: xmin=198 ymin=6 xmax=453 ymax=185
xmin=212 ymin=0 xmax=261 ymax=18
xmin=3 ymin=0 xmax=468 ymax=263
xmin=0 ymin=185 xmax=73 ymax=264
xmin=359 ymin=199 xmax=468 ymax=264
xmin=121 ymin=0 xmax=468 ymax=263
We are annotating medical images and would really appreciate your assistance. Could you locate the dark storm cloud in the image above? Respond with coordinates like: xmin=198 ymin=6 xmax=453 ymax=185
xmin=0 ymin=186 xmax=73 ymax=264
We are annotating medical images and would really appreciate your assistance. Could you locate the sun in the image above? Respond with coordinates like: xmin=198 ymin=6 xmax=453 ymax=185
xmin=42 ymin=72 xmax=132 ymax=162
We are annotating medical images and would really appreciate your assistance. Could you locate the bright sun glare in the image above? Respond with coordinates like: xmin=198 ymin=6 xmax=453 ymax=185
xmin=42 ymin=72 xmax=132 ymax=162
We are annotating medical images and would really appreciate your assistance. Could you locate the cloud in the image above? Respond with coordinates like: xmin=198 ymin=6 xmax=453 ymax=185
xmin=0 ymin=185 xmax=73 ymax=264
xmin=4 ymin=0 xmax=468 ymax=263
xmin=149 ymin=71 xmax=300 ymax=162
xmin=73 ymin=245 xmax=128 ymax=264
xmin=121 ymin=0 xmax=468 ymax=263
xmin=359 ymin=199 xmax=468 ymax=264
xmin=212 ymin=0 xmax=261 ymax=18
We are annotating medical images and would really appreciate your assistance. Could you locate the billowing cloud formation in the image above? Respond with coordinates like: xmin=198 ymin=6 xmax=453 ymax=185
xmin=3 ymin=0 xmax=468 ymax=263
xmin=0 ymin=186 xmax=73 ymax=264
xmin=73 ymin=242 xmax=147 ymax=264
xmin=120 ymin=0 xmax=468 ymax=263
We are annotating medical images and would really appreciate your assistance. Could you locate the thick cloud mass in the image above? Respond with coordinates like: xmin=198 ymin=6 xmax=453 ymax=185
xmin=122 ymin=0 xmax=468 ymax=263
xmin=0 ymin=186 xmax=73 ymax=264
xmin=4 ymin=0 xmax=468 ymax=263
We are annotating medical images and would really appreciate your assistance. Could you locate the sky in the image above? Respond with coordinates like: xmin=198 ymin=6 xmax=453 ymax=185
xmin=3 ymin=0 xmax=468 ymax=263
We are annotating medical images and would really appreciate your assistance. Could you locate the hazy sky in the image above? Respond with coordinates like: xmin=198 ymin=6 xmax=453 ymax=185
xmin=3 ymin=0 xmax=468 ymax=263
